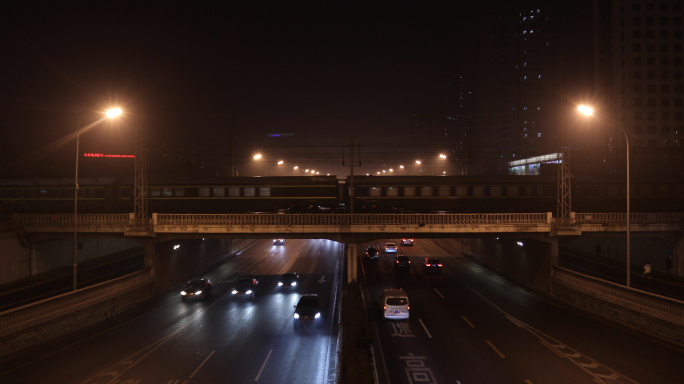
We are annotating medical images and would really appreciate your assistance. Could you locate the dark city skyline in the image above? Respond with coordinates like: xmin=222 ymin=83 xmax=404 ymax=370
xmin=2 ymin=1 xmax=600 ymax=178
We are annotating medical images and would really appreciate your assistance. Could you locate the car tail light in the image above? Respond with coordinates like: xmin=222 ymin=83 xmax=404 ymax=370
xmin=438 ymin=264 xmax=443 ymax=267
xmin=407 ymin=306 xmax=410 ymax=310
xmin=383 ymin=305 xmax=387 ymax=310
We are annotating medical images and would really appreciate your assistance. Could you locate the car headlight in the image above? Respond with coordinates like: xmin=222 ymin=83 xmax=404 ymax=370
xmin=315 ymin=312 xmax=321 ymax=319
xmin=181 ymin=291 xmax=187 ymax=295
xmin=278 ymin=282 xmax=283 ymax=286
xmin=231 ymin=290 xmax=238 ymax=294
xmin=294 ymin=313 xmax=300 ymax=319
xmin=291 ymin=282 xmax=297 ymax=286
xmin=195 ymin=291 xmax=203 ymax=295
xmin=246 ymin=290 xmax=253 ymax=294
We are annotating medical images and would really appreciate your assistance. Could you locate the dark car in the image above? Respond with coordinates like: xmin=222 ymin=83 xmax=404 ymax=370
xmin=422 ymin=258 xmax=443 ymax=274
xmin=401 ymin=238 xmax=414 ymax=246
xmin=293 ymin=294 xmax=322 ymax=329
xmin=278 ymin=272 xmax=300 ymax=288
xmin=273 ymin=239 xmax=286 ymax=245
xmin=180 ymin=279 xmax=212 ymax=300
xmin=394 ymin=255 xmax=411 ymax=269
xmin=231 ymin=278 xmax=259 ymax=298
xmin=365 ymin=246 xmax=379 ymax=261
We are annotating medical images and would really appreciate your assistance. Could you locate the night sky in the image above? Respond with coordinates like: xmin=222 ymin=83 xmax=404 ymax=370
xmin=0 ymin=1 xmax=592 ymax=178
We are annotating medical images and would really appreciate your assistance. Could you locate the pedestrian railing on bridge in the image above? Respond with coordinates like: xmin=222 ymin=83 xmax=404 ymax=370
xmin=11 ymin=212 xmax=684 ymax=233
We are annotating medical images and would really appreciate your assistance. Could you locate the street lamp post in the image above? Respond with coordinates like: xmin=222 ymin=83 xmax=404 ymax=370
xmin=73 ymin=108 xmax=122 ymax=291
xmin=578 ymin=105 xmax=631 ymax=287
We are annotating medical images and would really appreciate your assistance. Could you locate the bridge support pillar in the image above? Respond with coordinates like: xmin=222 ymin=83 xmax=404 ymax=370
xmin=142 ymin=238 xmax=160 ymax=294
xmin=546 ymin=237 xmax=559 ymax=268
xmin=347 ymin=243 xmax=357 ymax=283
xmin=674 ymin=234 xmax=684 ymax=277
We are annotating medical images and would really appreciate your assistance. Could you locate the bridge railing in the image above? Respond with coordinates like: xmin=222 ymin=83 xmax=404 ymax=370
xmin=12 ymin=213 xmax=131 ymax=226
xmin=553 ymin=266 xmax=684 ymax=323
xmin=0 ymin=269 xmax=153 ymax=338
xmin=153 ymin=212 xmax=552 ymax=226
xmin=574 ymin=212 xmax=684 ymax=224
xmin=12 ymin=212 xmax=683 ymax=229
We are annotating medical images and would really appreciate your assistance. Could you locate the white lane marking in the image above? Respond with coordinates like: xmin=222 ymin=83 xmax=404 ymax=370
xmin=254 ymin=348 xmax=273 ymax=381
xmin=418 ymin=318 xmax=432 ymax=338
xmin=189 ymin=350 xmax=215 ymax=379
xmin=433 ymin=288 xmax=444 ymax=299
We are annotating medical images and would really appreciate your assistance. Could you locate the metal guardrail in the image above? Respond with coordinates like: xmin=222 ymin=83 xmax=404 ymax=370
xmin=0 ymin=269 xmax=153 ymax=338
xmin=553 ymin=266 xmax=684 ymax=323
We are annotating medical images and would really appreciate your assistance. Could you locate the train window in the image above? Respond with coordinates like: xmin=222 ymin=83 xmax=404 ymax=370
xmin=1 ymin=189 xmax=13 ymax=198
xmin=163 ymin=188 xmax=173 ymax=197
xmin=473 ymin=186 xmax=485 ymax=196
xmin=39 ymin=189 xmax=49 ymax=198
xmin=369 ymin=187 xmax=382 ymax=197
xmin=456 ymin=186 xmax=468 ymax=196
xmin=150 ymin=188 xmax=161 ymax=197
xmin=438 ymin=186 xmax=450 ymax=196
xmin=404 ymin=186 xmax=416 ymax=196
xmin=636 ymin=185 xmax=652 ymax=196
xmin=490 ymin=186 xmax=502 ymax=196
xmin=507 ymin=186 xmax=519 ymax=196
xmin=228 ymin=187 xmax=239 ymax=197
xmin=51 ymin=189 xmax=62 ymax=198
xmin=77 ymin=189 xmax=86 ymax=198
xmin=387 ymin=186 xmax=399 ymax=197
xmin=198 ymin=187 xmax=210 ymax=197
xmin=244 ymin=187 xmax=255 ymax=197
xmin=214 ymin=187 xmax=226 ymax=197
xmin=421 ymin=186 xmax=433 ymax=196
xmin=674 ymin=185 xmax=684 ymax=196
xmin=259 ymin=187 xmax=271 ymax=197
xmin=27 ymin=189 xmax=37 ymax=198
xmin=606 ymin=186 xmax=620 ymax=196
xmin=15 ymin=189 xmax=25 ymax=198
xmin=174 ymin=188 xmax=185 ymax=197
xmin=87 ymin=189 xmax=96 ymax=198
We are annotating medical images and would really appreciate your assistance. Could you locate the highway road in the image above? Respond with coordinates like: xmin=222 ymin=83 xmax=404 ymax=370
xmin=361 ymin=238 xmax=684 ymax=384
xmin=3 ymin=237 xmax=683 ymax=384
xmin=0 ymin=239 xmax=343 ymax=384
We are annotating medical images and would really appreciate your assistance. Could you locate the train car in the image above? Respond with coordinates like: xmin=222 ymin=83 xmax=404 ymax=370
xmin=0 ymin=176 xmax=343 ymax=215
xmin=348 ymin=175 xmax=558 ymax=213
xmin=0 ymin=178 xmax=123 ymax=215
xmin=141 ymin=176 xmax=342 ymax=213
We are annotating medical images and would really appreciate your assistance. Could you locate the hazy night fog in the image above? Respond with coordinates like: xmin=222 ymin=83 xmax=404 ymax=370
xmin=1 ymin=1 xmax=594 ymax=178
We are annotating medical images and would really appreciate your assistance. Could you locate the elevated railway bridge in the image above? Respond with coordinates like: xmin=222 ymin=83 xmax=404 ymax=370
xmin=12 ymin=211 xmax=684 ymax=283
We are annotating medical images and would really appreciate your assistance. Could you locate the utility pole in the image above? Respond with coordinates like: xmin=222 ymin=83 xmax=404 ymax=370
xmin=133 ymin=55 xmax=148 ymax=230
xmin=343 ymin=136 xmax=361 ymax=214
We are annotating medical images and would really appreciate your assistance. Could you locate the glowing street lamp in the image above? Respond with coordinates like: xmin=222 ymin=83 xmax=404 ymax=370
xmin=74 ymin=108 xmax=123 ymax=291
xmin=578 ymin=104 xmax=632 ymax=287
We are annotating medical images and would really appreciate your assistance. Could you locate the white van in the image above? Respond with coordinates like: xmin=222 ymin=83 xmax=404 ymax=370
xmin=381 ymin=289 xmax=410 ymax=320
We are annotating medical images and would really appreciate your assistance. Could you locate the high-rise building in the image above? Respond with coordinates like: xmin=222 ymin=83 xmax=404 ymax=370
xmin=594 ymin=0 xmax=684 ymax=176
xmin=476 ymin=2 xmax=555 ymax=175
